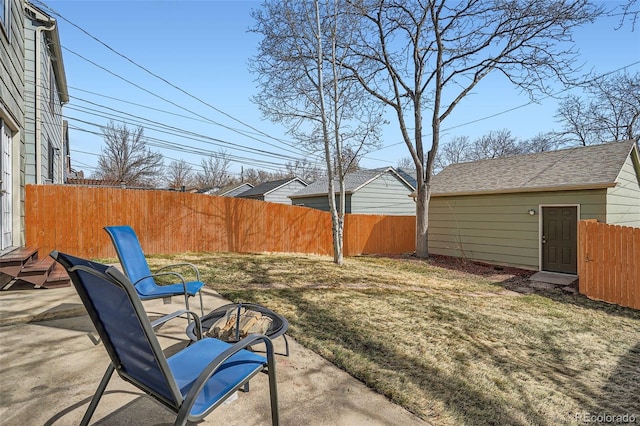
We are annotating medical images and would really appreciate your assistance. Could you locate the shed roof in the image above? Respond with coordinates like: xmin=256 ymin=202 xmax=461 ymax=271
xmin=237 ymin=177 xmax=306 ymax=197
xmin=215 ymin=182 xmax=254 ymax=196
xmin=290 ymin=167 xmax=414 ymax=198
xmin=431 ymin=140 xmax=637 ymax=196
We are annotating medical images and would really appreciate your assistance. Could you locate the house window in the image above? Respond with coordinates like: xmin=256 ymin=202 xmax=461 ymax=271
xmin=0 ymin=0 xmax=11 ymax=40
xmin=49 ymin=64 xmax=55 ymax=113
xmin=48 ymin=140 xmax=55 ymax=183
xmin=1 ymin=118 xmax=12 ymax=249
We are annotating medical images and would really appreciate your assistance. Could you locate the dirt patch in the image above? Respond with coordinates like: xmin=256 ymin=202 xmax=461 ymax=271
xmin=372 ymin=253 xmax=552 ymax=296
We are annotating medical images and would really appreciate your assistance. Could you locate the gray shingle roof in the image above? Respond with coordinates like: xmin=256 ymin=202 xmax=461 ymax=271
xmin=431 ymin=140 xmax=637 ymax=196
xmin=215 ymin=182 xmax=254 ymax=196
xmin=237 ymin=177 xmax=306 ymax=197
xmin=291 ymin=167 xmax=414 ymax=198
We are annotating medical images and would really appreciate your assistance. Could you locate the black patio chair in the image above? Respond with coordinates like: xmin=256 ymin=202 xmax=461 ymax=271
xmin=51 ymin=250 xmax=279 ymax=426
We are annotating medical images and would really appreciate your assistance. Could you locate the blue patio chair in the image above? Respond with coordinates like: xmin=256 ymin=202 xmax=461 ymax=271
xmin=51 ymin=250 xmax=279 ymax=426
xmin=104 ymin=225 xmax=205 ymax=316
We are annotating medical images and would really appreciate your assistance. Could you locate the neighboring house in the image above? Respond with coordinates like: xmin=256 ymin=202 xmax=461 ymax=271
xmin=196 ymin=187 xmax=219 ymax=195
xmin=0 ymin=0 xmax=67 ymax=253
xmin=428 ymin=140 xmax=640 ymax=274
xmin=215 ymin=182 xmax=254 ymax=197
xmin=24 ymin=2 xmax=68 ymax=185
xmin=237 ymin=177 xmax=307 ymax=205
xmin=290 ymin=167 xmax=416 ymax=216
xmin=65 ymin=178 xmax=124 ymax=187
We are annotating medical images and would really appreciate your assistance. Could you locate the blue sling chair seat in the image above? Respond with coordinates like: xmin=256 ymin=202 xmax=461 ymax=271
xmin=104 ymin=225 xmax=205 ymax=316
xmin=51 ymin=251 xmax=279 ymax=426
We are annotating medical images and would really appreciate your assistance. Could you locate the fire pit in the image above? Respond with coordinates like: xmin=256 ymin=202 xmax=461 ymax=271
xmin=186 ymin=302 xmax=289 ymax=356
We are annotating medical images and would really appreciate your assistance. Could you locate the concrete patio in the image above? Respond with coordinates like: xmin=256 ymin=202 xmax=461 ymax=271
xmin=0 ymin=284 xmax=427 ymax=425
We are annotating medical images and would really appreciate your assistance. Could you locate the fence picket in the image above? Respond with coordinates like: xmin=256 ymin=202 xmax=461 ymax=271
xmin=578 ymin=220 xmax=640 ymax=310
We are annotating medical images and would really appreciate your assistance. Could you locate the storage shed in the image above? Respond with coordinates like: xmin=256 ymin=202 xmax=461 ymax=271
xmin=428 ymin=140 xmax=640 ymax=274
xmin=236 ymin=177 xmax=307 ymax=205
xmin=290 ymin=167 xmax=416 ymax=216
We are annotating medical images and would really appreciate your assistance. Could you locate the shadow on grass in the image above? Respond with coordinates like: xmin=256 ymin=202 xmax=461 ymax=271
xmin=221 ymin=289 xmax=531 ymax=424
xmin=220 ymin=285 xmax=640 ymax=425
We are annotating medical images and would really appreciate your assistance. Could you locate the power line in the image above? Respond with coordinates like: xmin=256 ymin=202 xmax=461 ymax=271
xmin=362 ymin=60 xmax=640 ymax=161
xmin=31 ymin=0 xmax=304 ymax=153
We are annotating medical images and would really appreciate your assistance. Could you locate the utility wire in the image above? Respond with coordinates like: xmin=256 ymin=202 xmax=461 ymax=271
xmin=31 ymin=0 xmax=303 ymax=152
xmin=363 ymin=60 xmax=640 ymax=159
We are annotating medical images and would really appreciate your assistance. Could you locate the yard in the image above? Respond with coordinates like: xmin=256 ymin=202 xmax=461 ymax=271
xmin=146 ymin=252 xmax=640 ymax=425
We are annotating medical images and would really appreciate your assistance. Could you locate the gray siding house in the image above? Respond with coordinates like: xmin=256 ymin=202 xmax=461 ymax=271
xmin=237 ymin=177 xmax=307 ymax=205
xmin=0 ymin=0 xmax=67 ymax=253
xmin=428 ymin=140 xmax=640 ymax=274
xmin=1 ymin=0 xmax=25 ymax=251
xmin=24 ymin=2 xmax=68 ymax=185
xmin=215 ymin=182 xmax=254 ymax=197
xmin=290 ymin=168 xmax=416 ymax=216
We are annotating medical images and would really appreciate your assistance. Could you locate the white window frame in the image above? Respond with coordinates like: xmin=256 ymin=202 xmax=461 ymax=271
xmin=0 ymin=0 xmax=11 ymax=41
xmin=1 ymin=118 xmax=13 ymax=250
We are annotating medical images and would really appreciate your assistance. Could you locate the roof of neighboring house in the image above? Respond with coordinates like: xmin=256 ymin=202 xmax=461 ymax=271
xmin=66 ymin=178 xmax=123 ymax=186
xmin=290 ymin=167 xmax=415 ymax=198
xmin=431 ymin=140 xmax=639 ymax=196
xmin=215 ymin=182 xmax=254 ymax=196
xmin=237 ymin=177 xmax=307 ymax=197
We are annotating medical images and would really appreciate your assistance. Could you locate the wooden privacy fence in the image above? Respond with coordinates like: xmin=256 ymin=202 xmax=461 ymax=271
xmin=578 ymin=220 xmax=640 ymax=310
xmin=26 ymin=185 xmax=415 ymax=259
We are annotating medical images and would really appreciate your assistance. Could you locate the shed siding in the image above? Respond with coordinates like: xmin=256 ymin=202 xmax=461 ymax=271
xmin=265 ymin=180 xmax=307 ymax=205
xmin=429 ymin=189 xmax=607 ymax=270
xmin=606 ymin=153 xmax=640 ymax=227
xmin=351 ymin=173 xmax=415 ymax=215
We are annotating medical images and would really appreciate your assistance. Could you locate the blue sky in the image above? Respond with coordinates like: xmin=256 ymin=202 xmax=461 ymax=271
xmin=39 ymin=0 xmax=640 ymax=179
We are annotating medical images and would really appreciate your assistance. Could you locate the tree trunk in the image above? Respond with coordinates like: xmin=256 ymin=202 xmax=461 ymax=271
xmin=415 ymin=180 xmax=429 ymax=258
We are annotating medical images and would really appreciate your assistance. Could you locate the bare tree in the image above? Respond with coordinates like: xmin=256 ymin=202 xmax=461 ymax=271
xmin=521 ymin=132 xmax=562 ymax=153
xmin=397 ymin=156 xmax=413 ymax=170
xmin=434 ymin=136 xmax=470 ymax=172
xmin=556 ymin=71 xmax=640 ymax=145
xmin=94 ymin=121 xmax=164 ymax=187
xmin=196 ymin=151 xmax=232 ymax=189
xmin=342 ymin=0 xmax=602 ymax=257
xmin=467 ymin=129 xmax=522 ymax=161
xmin=617 ymin=0 xmax=639 ymax=30
xmin=436 ymin=130 xmax=563 ymax=170
xmin=285 ymin=159 xmax=324 ymax=182
xmin=165 ymin=159 xmax=193 ymax=189
xmin=252 ymin=0 xmax=385 ymax=264
xmin=240 ymin=167 xmax=287 ymax=186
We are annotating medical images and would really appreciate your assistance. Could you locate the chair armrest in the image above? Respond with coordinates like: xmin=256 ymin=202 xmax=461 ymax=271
xmin=154 ymin=263 xmax=201 ymax=281
xmin=150 ymin=309 xmax=202 ymax=338
xmin=177 ymin=334 xmax=276 ymax=422
xmin=132 ymin=271 xmax=189 ymax=294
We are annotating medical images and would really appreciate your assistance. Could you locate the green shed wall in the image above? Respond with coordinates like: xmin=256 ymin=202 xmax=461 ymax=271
xmin=606 ymin=151 xmax=640 ymax=228
xmin=428 ymin=189 xmax=607 ymax=270
xmin=351 ymin=173 xmax=415 ymax=215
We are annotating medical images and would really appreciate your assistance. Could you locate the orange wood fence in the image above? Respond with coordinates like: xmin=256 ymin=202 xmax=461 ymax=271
xmin=578 ymin=220 xmax=640 ymax=310
xmin=26 ymin=185 xmax=415 ymax=259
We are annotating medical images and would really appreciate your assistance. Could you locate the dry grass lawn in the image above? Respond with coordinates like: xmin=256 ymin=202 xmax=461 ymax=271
xmin=147 ymin=252 xmax=640 ymax=425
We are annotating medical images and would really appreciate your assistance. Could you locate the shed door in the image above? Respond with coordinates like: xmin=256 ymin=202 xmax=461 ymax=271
xmin=542 ymin=206 xmax=577 ymax=274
